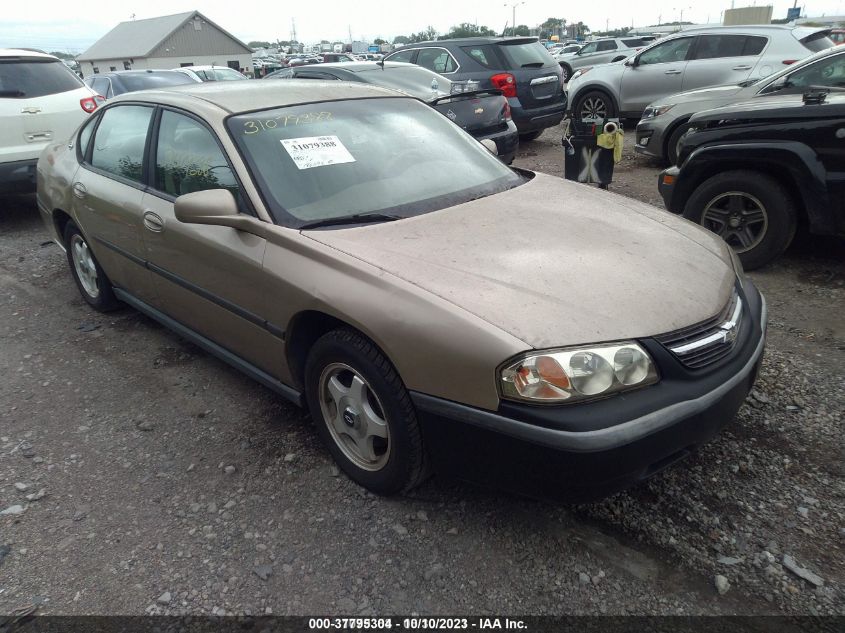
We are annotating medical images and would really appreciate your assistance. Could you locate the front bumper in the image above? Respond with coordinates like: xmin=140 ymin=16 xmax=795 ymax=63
xmin=635 ymin=119 xmax=666 ymax=160
xmin=0 ymin=158 xmax=38 ymax=194
xmin=411 ymin=280 xmax=766 ymax=501
xmin=658 ymin=165 xmax=681 ymax=213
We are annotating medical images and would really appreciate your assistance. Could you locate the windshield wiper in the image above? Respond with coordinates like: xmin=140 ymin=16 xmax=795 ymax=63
xmin=299 ymin=212 xmax=403 ymax=230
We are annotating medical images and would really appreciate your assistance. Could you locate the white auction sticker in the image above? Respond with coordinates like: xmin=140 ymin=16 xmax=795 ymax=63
xmin=280 ymin=135 xmax=355 ymax=170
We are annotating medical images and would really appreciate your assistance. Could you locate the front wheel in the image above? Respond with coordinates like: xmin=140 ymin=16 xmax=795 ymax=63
xmin=573 ymin=90 xmax=617 ymax=121
xmin=683 ymin=170 xmax=797 ymax=270
xmin=304 ymin=329 xmax=427 ymax=495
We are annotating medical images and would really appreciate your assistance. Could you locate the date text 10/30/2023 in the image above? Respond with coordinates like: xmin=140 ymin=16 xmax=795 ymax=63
xmin=308 ymin=617 xmax=528 ymax=630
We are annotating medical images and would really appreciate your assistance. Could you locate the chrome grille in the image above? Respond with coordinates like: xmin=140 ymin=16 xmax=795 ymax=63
xmin=655 ymin=290 xmax=742 ymax=369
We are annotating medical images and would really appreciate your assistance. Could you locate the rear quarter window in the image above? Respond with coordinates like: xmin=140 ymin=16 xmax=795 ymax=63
xmin=498 ymin=42 xmax=556 ymax=69
xmin=0 ymin=58 xmax=83 ymax=98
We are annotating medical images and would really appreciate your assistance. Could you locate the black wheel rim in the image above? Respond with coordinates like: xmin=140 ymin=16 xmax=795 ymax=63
xmin=701 ymin=191 xmax=768 ymax=253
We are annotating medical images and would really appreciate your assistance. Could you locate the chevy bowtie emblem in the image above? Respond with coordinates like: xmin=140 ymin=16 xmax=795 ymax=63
xmin=474 ymin=107 xmax=484 ymax=114
xmin=719 ymin=322 xmax=737 ymax=344
xmin=21 ymin=106 xmax=42 ymax=114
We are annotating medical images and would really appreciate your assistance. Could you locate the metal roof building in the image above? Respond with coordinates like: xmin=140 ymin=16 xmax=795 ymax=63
xmin=77 ymin=11 xmax=253 ymax=77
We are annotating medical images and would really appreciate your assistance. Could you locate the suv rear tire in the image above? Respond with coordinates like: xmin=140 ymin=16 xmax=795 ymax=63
xmin=559 ymin=63 xmax=573 ymax=83
xmin=683 ymin=170 xmax=797 ymax=270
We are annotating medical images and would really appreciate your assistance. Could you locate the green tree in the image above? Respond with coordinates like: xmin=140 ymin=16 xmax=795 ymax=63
xmin=441 ymin=23 xmax=496 ymax=39
xmin=408 ymin=26 xmax=439 ymax=42
xmin=539 ymin=17 xmax=565 ymax=39
xmin=513 ymin=24 xmax=531 ymax=36
xmin=374 ymin=38 xmax=387 ymax=45
xmin=247 ymin=40 xmax=272 ymax=49
xmin=49 ymin=51 xmax=76 ymax=60
xmin=393 ymin=35 xmax=410 ymax=44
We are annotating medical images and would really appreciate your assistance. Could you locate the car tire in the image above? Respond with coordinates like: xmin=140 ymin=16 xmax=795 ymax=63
xmin=304 ymin=328 xmax=428 ymax=495
xmin=573 ymin=90 xmax=617 ymax=121
xmin=63 ymin=221 xmax=121 ymax=311
xmin=683 ymin=170 xmax=797 ymax=271
xmin=560 ymin=63 xmax=573 ymax=83
xmin=666 ymin=121 xmax=689 ymax=165
xmin=518 ymin=130 xmax=543 ymax=142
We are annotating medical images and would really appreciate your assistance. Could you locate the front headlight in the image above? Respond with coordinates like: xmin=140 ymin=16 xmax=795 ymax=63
xmin=641 ymin=104 xmax=675 ymax=120
xmin=500 ymin=342 xmax=659 ymax=404
xmin=570 ymin=67 xmax=592 ymax=81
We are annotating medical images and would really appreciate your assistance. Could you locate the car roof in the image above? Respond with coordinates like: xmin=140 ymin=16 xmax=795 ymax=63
xmin=178 ymin=65 xmax=239 ymax=71
xmin=0 ymin=48 xmax=59 ymax=60
xmin=399 ymin=36 xmax=538 ymax=47
xmin=108 ymin=79 xmax=405 ymax=115
xmin=666 ymin=24 xmax=828 ymax=36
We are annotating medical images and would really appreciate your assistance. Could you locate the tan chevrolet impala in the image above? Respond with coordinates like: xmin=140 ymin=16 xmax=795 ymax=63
xmin=36 ymin=81 xmax=767 ymax=500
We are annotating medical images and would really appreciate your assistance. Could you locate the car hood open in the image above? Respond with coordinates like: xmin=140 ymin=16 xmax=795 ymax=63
xmin=304 ymin=173 xmax=735 ymax=349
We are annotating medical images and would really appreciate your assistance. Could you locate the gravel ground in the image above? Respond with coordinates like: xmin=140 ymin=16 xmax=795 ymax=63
xmin=1 ymin=125 xmax=843 ymax=616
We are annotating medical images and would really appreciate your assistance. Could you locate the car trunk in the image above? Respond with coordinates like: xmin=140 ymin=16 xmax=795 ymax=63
xmin=0 ymin=57 xmax=91 ymax=162
xmin=495 ymin=39 xmax=563 ymax=108
xmin=430 ymin=92 xmax=509 ymax=137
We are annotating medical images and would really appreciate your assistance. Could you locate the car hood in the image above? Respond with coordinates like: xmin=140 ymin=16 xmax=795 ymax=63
xmin=303 ymin=173 xmax=735 ymax=349
xmin=658 ymin=83 xmax=749 ymax=106
xmin=690 ymin=92 xmax=845 ymax=123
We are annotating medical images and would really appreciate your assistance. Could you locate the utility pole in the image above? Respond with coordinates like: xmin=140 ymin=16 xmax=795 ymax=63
xmin=290 ymin=18 xmax=297 ymax=44
xmin=504 ymin=2 xmax=525 ymax=37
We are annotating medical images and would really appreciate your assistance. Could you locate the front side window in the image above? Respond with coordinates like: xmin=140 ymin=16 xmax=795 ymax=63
xmin=78 ymin=114 xmax=99 ymax=159
xmin=155 ymin=110 xmax=239 ymax=199
xmin=416 ymin=49 xmax=457 ymax=73
xmin=638 ymin=37 xmax=693 ymax=65
xmin=578 ymin=42 xmax=597 ymax=55
xmin=227 ymin=98 xmax=523 ymax=227
xmin=387 ymin=49 xmax=415 ymax=64
xmin=89 ymin=105 xmax=153 ymax=183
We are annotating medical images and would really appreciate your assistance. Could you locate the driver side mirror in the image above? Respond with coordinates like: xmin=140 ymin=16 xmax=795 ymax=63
xmin=175 ymin=189 xmax=266 ymax=236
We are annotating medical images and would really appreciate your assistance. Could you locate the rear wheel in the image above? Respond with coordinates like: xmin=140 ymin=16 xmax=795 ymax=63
xmin=304 ymin=328 xmax=427 ymax=495
xmin=559 ymin=63 xmax=573 ymax=83
xmin=683 ymin=170 xmax=797 ymax=270
xmin=63 ymin=221 xmax=120 ymax=311
xmin=574 ymin=90 xmax=617 ymax=121
xmin=518 ymin=130 xmax=543 ymax=142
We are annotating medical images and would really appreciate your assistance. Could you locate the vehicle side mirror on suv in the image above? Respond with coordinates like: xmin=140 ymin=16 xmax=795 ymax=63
xmin=175 ymin=189 xmax=266 ymax=235
xmin=624 ymin=57 xmax=637 ymax=67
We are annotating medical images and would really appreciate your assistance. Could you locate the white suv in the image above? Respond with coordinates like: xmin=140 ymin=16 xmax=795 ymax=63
xmin=1 ymin=49 xmax=101 ymax=194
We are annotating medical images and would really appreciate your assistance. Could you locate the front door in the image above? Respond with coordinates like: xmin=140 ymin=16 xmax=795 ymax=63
xmin=619 ymin=36 xmax=695 ymax=114
xmin=139 ymin=108 xmax=283 ymax=375
xmin=72 ymin=103 xmax=157 ymax=303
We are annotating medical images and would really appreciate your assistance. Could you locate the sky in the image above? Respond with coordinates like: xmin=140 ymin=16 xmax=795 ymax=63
xmin=1 ymin=1 xmax=843 ymax=53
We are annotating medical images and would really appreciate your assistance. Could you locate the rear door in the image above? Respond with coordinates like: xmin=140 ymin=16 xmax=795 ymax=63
xmin=72 ymin=103 xmax=157 ymax=303
xmin=1 ymin=55 xmax=93 ymax=163
xmin=495 ymin=39 xmax=563 ymax=110
xmin=683 ymin=34 xmax=768 ymax=90
xmin=619 ymin=36 xmax=695 ymax=113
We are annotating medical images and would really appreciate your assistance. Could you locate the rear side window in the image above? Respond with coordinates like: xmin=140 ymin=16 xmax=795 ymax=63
xmin=498 ymin=42 xmax=555 ymax=68
xmin=0 ymin=58 xmax=83 ymax=98
xmin=90 ymin=105 xmax=153 ymax=183
xmin=461 ymin=45 xmax=500 ymax=69
xmin=416 ymin=49 xmax=457 ymax=73
xmin=801 ymin=31 xmax=835 ymax=52
xmin=622 ymin=39 xmax=645 ymax=48
xmin=596 ymin=41 xmax=618 ymax=52
xmin=692 ymin=35 xmax=767 ymax=60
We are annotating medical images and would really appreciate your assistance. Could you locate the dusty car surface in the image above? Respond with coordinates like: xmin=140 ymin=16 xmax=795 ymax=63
xmin=36 ymin=81 xmax=767 ymax=500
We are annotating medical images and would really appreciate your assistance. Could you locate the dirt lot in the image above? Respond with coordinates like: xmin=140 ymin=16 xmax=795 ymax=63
xmin=1 ymin=125 xmax=843 ymax=616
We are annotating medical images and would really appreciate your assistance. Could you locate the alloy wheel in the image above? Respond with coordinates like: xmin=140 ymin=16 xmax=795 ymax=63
xmin=579 ymin=96 xmax=607 ymax=120
xmin=70 ymin=234 xmax=100 ymax=298
xmin=700 ymin=191 xmax=769 ymax=253
xmin=318 ymin=362 xmax=390 ymax=471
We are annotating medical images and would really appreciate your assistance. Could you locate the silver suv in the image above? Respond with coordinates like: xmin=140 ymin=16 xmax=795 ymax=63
xmin=566 ymin=25 xmax=834 ymax=122
xmin=556 ymin=38 xmax=648 ymax=83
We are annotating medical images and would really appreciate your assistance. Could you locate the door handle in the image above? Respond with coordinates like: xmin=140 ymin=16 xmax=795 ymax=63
xmin=732 ymin=65 xmax=752 ymax=71
xmin=143 ymin=211 xmax=164 ymax=233
xmin=71 ymin=182 xmax=87 ymax=199
xmin=664 ymin=70 xmax=683 ymax=75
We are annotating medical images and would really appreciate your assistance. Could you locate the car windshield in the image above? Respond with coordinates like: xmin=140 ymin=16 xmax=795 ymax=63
xmin=119 ymin=72 xmax=197 ymax=91
xmin=801 ymin=31 xmax=835 ymax=52
xmin=354 ymin=66 xmax=451 ymax=99
xmin=0 ymin=58 xmax=83 ymax=98
xmin=227 ymin=98 xmax=523 ymax=228
xmin=498 ymin=41 xmax=556 ymax=68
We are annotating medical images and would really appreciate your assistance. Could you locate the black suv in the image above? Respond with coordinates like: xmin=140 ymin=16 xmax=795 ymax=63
xmin=384 ymin=37 xmax=566 ymax=141
xmin=658 ymin=90 xmax=845 ymax=270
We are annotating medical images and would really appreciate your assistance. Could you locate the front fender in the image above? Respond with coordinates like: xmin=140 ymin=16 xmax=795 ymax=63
xmin=673 ymin=141 xmax=831 ymax=233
